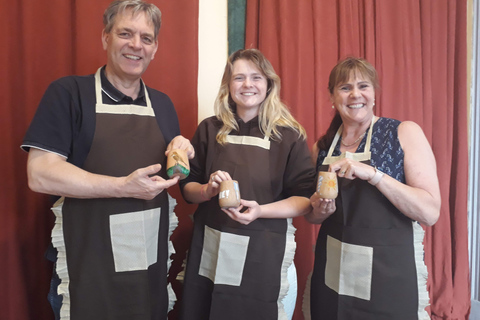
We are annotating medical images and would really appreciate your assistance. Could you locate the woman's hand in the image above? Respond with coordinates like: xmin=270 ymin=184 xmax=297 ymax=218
xmin=305 ymin=192 xmax=336 ymax=224
xmin=222 ymin=199 xmax=260 ymax=225
xmin=182 ymin=170 xmax=232 ymax=204
xmin=222 ymin=196 xmax=312 ymax=225
xmin=205 ymin=170 xmax=232 ymax=199
xmin=329 ymin=158 xmax=376 ymax=182
xmin=165 ymin=135 xmax=195 ymax=159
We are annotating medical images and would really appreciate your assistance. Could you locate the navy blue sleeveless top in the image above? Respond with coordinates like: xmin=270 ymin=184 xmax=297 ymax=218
xmin=316 ymin=117 xmax=405 ymax=183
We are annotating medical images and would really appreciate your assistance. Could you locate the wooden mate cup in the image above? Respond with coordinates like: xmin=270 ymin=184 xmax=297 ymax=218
xmin=316 ymin=171 xmax=338 ymax=199
xmin=219 ymin=180 xmax=241 ymax=208
xmin=166 ymin=149 xmax=190 ymax=179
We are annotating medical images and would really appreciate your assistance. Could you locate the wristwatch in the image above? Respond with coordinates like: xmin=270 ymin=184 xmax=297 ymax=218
xmin=368 ymin=167 xmax=384 ymax=186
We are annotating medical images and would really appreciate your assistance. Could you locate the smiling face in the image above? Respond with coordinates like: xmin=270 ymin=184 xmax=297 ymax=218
xmin=229 ymin=59 xmax=268 ymax=121
xmin=102 ymin=9 xmax=158 ymax=83
xmin=331 ymin=71 xmax=376 ymax=126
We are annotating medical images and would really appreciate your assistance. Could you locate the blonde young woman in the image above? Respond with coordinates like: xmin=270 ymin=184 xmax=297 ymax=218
xmin=179 ymin=49 xmax=316 ymax=320
xmin=306 ymin=57 xmax=441 ymax=319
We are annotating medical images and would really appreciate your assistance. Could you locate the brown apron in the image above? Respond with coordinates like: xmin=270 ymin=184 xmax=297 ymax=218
xmin=51 ymin=68 xmax=176 ymax=320
xmin=181 ymin=130 xmax=296 ymax=320
xmin=309 ymin=118 xmax=430 ymax=320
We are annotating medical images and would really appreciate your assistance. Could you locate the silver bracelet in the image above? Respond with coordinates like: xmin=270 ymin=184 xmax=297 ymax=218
xmin=368 ymin=167 xmax=384 ymax=186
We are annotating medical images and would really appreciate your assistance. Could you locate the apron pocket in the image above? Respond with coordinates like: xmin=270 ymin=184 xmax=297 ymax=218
xmin=109 ymin=208 xmax=161 ymax=272
xmin=199 ymin=225 xmax=250 ymax=286
xmin=325 ymin=235 xmax=373 ymax=300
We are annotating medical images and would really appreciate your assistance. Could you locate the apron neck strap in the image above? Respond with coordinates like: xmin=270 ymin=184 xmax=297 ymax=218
xmin=94 ymin=68 xmax=151 ymax=108
xmin=326 ymin=116 xmax=376 ymax=159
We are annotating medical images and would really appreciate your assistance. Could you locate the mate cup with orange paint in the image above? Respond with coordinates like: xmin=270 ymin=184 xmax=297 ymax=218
xmin=316 ymin=171 xmax=338 ymax=199
xmin=166 ymin=149 xmax=190 ymax=179
xmin=219 ymin=180 xmax=241 ymax=208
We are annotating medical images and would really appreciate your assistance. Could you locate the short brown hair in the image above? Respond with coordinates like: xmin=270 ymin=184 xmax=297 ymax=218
xmin=328 ymin=57 xmax=379 ymax=94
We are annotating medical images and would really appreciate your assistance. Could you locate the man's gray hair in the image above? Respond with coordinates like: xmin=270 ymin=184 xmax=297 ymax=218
xmin=103 ymin=0 xmax=162 ymax=39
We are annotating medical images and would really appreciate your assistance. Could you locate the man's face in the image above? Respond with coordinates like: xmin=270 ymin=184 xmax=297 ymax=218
xmin=102 ymin=9 xmax=158 ymax=82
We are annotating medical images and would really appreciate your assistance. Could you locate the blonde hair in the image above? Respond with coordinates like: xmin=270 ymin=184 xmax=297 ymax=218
xmin=214 ymin=49 xmax=306 ymax=144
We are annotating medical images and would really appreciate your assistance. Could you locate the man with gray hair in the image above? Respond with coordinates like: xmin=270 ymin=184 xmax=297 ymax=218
xmin=21 ymin=1 xmax=192 ymax=319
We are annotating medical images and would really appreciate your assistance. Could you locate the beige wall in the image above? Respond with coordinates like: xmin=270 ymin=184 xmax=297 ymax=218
xmin=198 ymin=0 xmax=228 ymax=124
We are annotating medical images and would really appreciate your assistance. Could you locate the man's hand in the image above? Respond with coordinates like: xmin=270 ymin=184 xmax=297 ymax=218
xmin=120 ymin=164 xmax=179 ymax=200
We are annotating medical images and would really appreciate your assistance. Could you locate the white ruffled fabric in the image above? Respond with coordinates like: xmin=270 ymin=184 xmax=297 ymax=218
xmin=167 ymin=194 xmax=179 ymax=312
xmin=412 ymin=221 xmax=431 ymax=319
xmin=51 ymin=197 xmax=70 ymax=320
xmin=277 ymin=218 xmax=297 ymax=320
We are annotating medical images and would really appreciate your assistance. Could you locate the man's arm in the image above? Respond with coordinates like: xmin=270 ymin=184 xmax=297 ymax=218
xmin=27 ymin=148 xmax=179 ymax=200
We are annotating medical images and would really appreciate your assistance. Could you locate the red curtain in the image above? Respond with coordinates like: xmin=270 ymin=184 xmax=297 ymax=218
xmin=246 ymin=0 xmax=470 ymax=319
xmin=0 ymin=0 xmax=198 ymax=319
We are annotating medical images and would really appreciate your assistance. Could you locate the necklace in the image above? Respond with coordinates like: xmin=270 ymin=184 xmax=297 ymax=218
xmin=341 ymin=132 xmax=366 ymax=147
